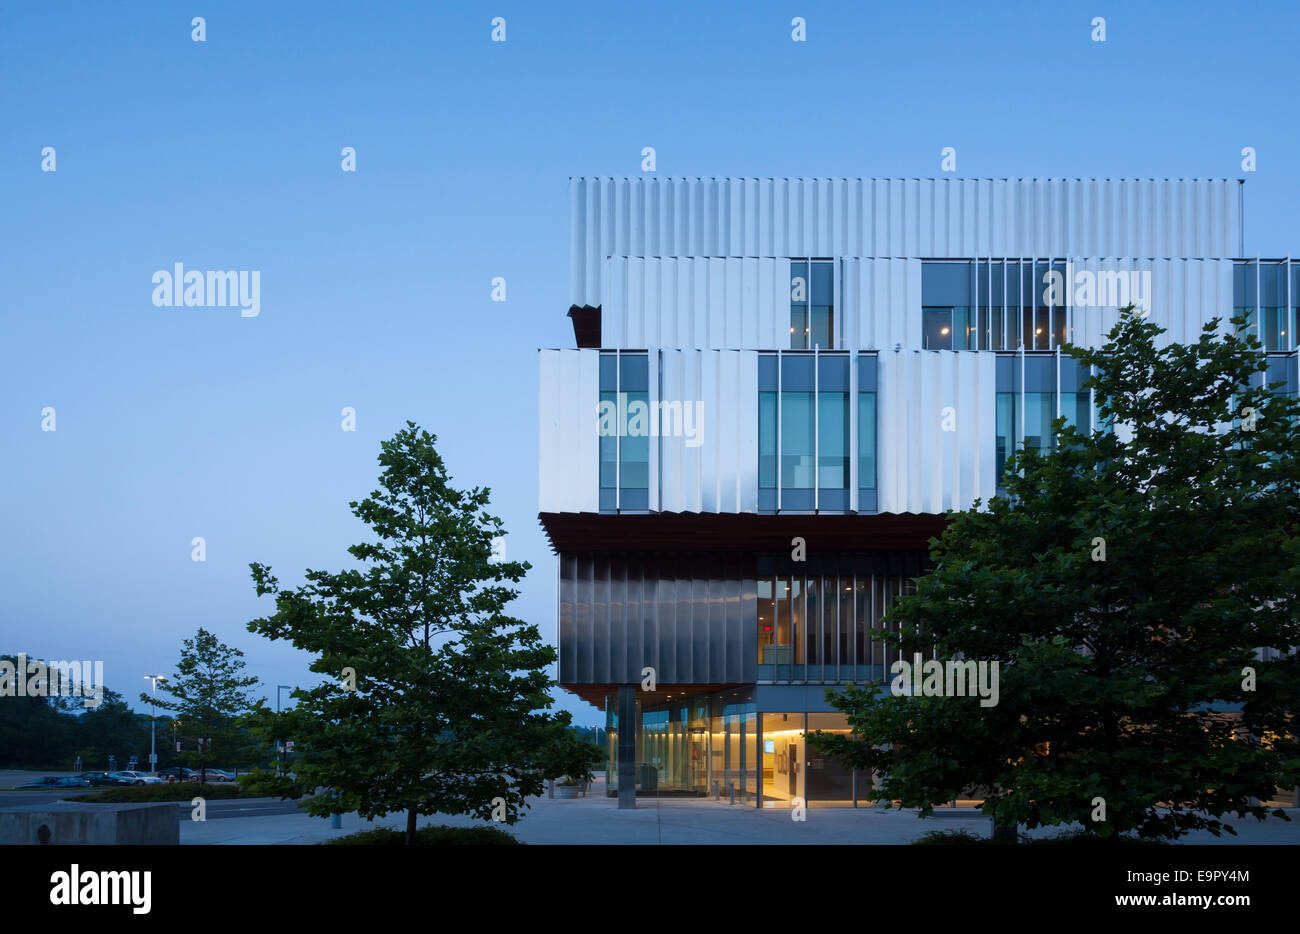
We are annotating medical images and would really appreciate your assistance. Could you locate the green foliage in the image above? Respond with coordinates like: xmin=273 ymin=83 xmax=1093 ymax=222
xmin=817 ymin=310 xmax=1300 ymax=842
xmin=76 ymin=781 xmax=247 ymax=803
xmin=0 ymin=668 xmax=167 ymax=771
xmin=910 ymin=829 xmax=987 ymax=845
xmin=141 ymin=628 xmax=262 ymax=779
xmin=245 ymin=423 xmax=601 ymax=844
xmin=323 ymin=825 xmax=520 ymax=845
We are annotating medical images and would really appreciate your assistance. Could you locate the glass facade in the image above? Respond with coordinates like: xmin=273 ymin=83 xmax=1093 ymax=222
xmin=1234 ymin=260 xmax=1300 ymax=352
xmin=995 ymin=353 xmax=1094 ymax=490
xmin=605 ymin=696 xmax=861 ymax=808
xmin=758 ymin=351 xmax=876 ymax=512
xmin=756 ymin=552 xmax=931 ymax=683
xmin=598 ymin=351 xmax=649 ymax=511
xmin=923 ymin=260 xmax=1069 ymax=350
xmin=605 ymin=688 xmax=756 ymax=803
xmin=790 ymin=259 xmax=835 ymax=349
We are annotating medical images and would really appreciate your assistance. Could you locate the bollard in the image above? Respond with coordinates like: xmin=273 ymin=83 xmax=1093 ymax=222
xmin=728 ymin=782 xmax=735 ymax=805
xmin=712 ymin=780 xmax=719 ymax=800
xmin=330 ymin=814 xmax=341 ymax=829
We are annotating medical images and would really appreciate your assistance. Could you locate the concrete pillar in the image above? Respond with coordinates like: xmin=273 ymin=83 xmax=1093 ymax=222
xmin=617 ymin=685 xmax=637 ymax=810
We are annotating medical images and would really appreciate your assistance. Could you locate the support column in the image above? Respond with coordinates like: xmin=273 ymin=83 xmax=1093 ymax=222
xmin=617 ymin=685 xmax=637 ymax=810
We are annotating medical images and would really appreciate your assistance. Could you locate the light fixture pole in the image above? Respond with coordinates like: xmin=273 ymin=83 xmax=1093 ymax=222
xmin=277 ymin=685 xmax=292 ymax=776
xmin=143 ymin=675 xmax=166 ymax=774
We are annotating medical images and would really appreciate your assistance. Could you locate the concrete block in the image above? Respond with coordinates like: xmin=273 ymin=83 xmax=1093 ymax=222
xmin=0 ymin=801 xmax=178 ymax=845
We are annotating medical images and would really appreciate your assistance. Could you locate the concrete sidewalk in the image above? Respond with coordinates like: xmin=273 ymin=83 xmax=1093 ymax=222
xmin=181 ymin=780 xmax=1300 ymax=845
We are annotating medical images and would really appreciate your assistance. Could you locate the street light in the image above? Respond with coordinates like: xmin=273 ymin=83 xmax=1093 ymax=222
xmin=277 ymin=685 xmax=292 ymax=776
xmin=143 ymin=675 xmax=166 ymax=774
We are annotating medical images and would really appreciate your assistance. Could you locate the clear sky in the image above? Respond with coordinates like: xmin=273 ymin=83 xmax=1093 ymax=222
xmin=2 ymin=0 xmax=1297 ymax=727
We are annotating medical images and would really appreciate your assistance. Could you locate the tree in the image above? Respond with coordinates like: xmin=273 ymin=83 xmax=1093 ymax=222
xmin=142 ymin=628 xmax=261 ymax=782
xmin=245 ymin=423 xmax=600 ymax=844
xmin=815 ymin=310 xmax=1300 ymax=841
xmin=74 ymin=690 xmax=154 ymax=768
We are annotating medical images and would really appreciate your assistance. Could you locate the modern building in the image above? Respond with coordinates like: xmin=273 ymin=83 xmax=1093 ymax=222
xmin=538 ymin=177 xmax=1299 ymax=809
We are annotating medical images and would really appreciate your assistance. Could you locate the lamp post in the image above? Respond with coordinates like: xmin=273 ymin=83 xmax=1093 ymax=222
xmin=143 ymin=675 xmax=166 ymax=774
xmin=277 ymin=685 xmax=292 ymax=776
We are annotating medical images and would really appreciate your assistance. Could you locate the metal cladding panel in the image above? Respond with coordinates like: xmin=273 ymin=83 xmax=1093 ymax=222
xmin=539 ymin=349 xmax=758 ymax=516
xmin=877 ymin=351 xmax=998 ymax=514
xmin=1063 ymin=258 xmax=1235 ymax=349
xmin=538 ymin=349 xmax=599 ymax=513
xmin=605 ymin=257 xmax=786 ymax=349
xmin=557 ymin=553 xmax=756 ymax=685
xmin=570 ymin=178 xmax=1244 ymax=307
xmin=843 ymin=257 xmax=920 ymax=351
xmin=658 ymin=349 xmax=759 ymax=514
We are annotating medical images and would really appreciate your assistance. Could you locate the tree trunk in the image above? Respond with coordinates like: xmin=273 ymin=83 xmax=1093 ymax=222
xmin=405 ymin=808 xmax=417 ymax=845
xmin=991 ymin=816 xmax=1018 ymax=844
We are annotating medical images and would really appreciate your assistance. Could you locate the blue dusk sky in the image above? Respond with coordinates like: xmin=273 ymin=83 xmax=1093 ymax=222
xmin=2 ymin=0 xmax=1297 ymax=726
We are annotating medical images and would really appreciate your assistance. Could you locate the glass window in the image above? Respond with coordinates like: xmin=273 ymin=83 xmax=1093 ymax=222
xmin=780 ymin=356 xmax=815 ymax=509
xmin=858 ymin=354 xmax=877 ymax=510
xmin=598 ymin=352 xmax=649 ymax=511
xmin=790 ymin=261 xmax=809 ymax=349
xmin=760 ymin=353 xmax=862 ymax=513
xmin=806 ymin=575 xmax=821 ymax=666
xmin=790 ymin=260 xmax=834 ymax=349
xmin=757 ymin=576 xmax=776 ymax=665
xmin=1060 ymin=357 xmax=1091 ymax=435
xmin=761 ymin=712 xmax=805 ymax=807
xmin=928 ymin=260 xmax=1074 ymax=350
xmin=818 ymin=356 xmax=849 ymax=509
xmin=811 ymin=262 xmax=834 ymax=349
xmin=922 ymin=307 xmax=954 ymax=349
xmin=806 ymin=713 xmax=855 ymax=805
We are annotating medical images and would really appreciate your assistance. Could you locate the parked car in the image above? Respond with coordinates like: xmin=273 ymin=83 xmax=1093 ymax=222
xmin=156 ymin=767 xmax=199 ymax=781
xmin=108 ymin=770 xmax=163 ymax=786
xmin=80 ymin=770 xmax=133 ymax=786
xmin=16 ymin=776 xmax=91 ymax=789
xmin=197 ymin=768 xmax=236 ymax=782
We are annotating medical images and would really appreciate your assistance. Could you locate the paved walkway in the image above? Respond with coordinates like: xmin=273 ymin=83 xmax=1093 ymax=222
xmin=180 ymin=779 xmax=1300 ymax=845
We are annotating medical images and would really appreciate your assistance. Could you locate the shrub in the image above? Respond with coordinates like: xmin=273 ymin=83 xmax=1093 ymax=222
xmin=324 ymin=825 xmax=520 ymax=845
xmin=911 ymin=829 xmax=987 ymax=845
xmin=73 ymin=781 xmax=247 ymax=803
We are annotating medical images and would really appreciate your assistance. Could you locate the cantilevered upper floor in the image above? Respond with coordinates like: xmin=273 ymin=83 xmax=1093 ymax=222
xmin=569 ymin=177 xmax=1247 ymax=352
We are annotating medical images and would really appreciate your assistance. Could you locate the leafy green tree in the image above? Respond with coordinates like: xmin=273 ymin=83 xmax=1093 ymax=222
xmin=0 ymin=654 xmax=79 ymax=768
xmin=74 ymin=689 xmax=154 ymax=768
xmin=142 ymin=628 xmax=261 ymax=782
xmin=245 ymin=423 xmax=600 ymax=844
xmin=815 ymin=310 xmax=1300 ymax=841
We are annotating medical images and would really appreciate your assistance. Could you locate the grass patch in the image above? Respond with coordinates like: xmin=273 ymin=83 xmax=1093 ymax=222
xmin=324 ymin=825 xmax=520 ymax=845
xmin=73 ymin=781 xmax=252 ymax=803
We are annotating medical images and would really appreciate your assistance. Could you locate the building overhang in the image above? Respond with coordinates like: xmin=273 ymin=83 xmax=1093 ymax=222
xmin=538 ymin=511 xmax=948 ymax=554
xmin=560 ymin=682 xmax=744 ymax=710
xmin=567 ymin=304 xmax=601 ymax=348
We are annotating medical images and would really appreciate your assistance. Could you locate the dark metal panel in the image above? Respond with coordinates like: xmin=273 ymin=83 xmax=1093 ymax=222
xmin=642 ymin=561 xmax=657 ymax=683
xmin=739 ymin=555 xmax=758 ymax=683
xmin=594 ymin=555 xmax=610 ymax=684
xmin=675 ymin=559 xmax=692 ymax=684
xmin=692 ymin=572 xmax=709 ymax=684
xmin=576 ymin=555 xmax=593 ymax=683
xmin=559 ymin=554 xmax=576 ymax=683
xmin=709 ymin=571 xmax=726 ymax=685
xmin=624 ymin=559 xmax=641 ymax=684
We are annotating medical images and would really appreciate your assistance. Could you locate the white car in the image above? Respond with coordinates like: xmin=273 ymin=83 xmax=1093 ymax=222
xmin=109 ymin=771 xmax=163 ymax=786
